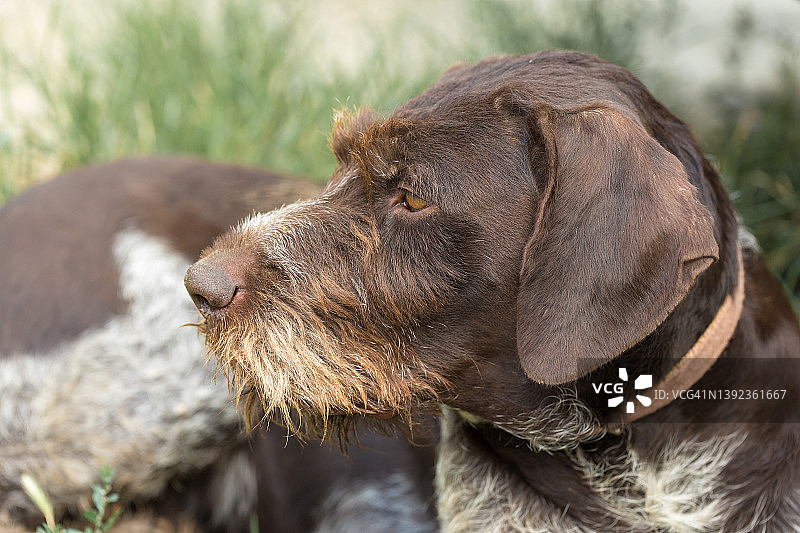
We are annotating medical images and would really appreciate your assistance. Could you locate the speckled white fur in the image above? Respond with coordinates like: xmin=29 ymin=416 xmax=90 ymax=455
xmin=315 ymin=473 xmax=437 ymax=533
xmin=0 ymin=228 xmax=246 ymax=521
xmin=435 ymin=408 xmax=771 ymax=533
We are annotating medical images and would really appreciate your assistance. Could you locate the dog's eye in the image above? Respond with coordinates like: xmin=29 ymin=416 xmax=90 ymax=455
xmin=402 ymin=190 xmax=429 ymax=212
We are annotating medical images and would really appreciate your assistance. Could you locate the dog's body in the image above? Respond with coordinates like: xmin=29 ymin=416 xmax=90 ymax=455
xmin=188 ymin=51 xmax=800 ymax=532
xmin=0 ymin=158 xmax=437 ymax=532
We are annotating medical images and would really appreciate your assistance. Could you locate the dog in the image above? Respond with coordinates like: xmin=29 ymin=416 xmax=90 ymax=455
xmin=0 ymin=157 xmax=438 ymax=532
xmin=186 ymin=50 xmax=800 ymax=532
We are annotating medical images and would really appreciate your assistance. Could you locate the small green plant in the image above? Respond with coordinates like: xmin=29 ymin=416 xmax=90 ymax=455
xmin=22 ymin=466 xmax=123 ymax=533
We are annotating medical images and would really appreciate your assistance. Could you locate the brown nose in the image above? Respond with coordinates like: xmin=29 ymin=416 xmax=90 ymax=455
xmin=184 ymin=253 xmax=243 ymax=316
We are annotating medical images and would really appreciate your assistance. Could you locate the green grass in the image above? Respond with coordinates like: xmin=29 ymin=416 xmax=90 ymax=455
xmin=23 ymin=466 xmax=123 ymax=533
xmin=1 ymin=0 xmax=798 ymax=309
xmin=714 ymin=49 xmax=800 ymax=303
xmin=0 ymin=0 xmax=455 ymax=193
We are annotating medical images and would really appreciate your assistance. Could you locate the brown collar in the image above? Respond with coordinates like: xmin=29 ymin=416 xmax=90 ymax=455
xmin=458 ymin=246 xmax=746 ymax=440
xmin=622 ymin=245 xmax=746 ymax=423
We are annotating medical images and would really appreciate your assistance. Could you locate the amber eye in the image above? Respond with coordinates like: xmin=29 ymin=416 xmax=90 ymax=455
xmin=402 ymin=190 xmax=429 ymax=212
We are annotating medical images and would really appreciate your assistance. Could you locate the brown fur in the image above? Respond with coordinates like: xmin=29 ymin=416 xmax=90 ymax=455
xmin=188 ymin=51 xmax=800 ymax=531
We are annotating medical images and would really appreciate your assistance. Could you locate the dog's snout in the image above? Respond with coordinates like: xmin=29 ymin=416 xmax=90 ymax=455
xmin=185 ymin=254 xmax=244 ymax=316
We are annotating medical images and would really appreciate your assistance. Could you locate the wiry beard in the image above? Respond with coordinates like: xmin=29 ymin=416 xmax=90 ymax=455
xmin=198 ymin=289 xmax=447 ymax=443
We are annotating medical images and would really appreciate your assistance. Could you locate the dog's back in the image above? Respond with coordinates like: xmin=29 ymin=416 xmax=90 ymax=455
xmin=0 ymin=157 xmax=316 ymax=355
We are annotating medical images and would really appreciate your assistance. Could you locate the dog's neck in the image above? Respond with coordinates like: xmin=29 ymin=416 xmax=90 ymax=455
xmin=453 ymin=243 xmax=746 ymax=445
xmin=440 ymin=245 xmax=750 ymax=529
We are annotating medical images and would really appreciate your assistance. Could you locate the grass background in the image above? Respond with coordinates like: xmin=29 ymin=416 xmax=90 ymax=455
xmin=1 ymin=0 xmax=798 ymax=311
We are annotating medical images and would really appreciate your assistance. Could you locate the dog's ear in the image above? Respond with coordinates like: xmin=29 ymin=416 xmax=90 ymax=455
xmin=516 ymin=103 xmax=718 ymax=384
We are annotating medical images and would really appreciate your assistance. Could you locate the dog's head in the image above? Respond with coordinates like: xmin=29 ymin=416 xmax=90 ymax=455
xmin=186 ymin=51 xmax=720 ymax=441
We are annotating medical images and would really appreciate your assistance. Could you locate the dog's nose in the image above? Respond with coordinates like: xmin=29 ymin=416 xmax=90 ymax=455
xmin=185 ymin=254 xmax=243 ymax=315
